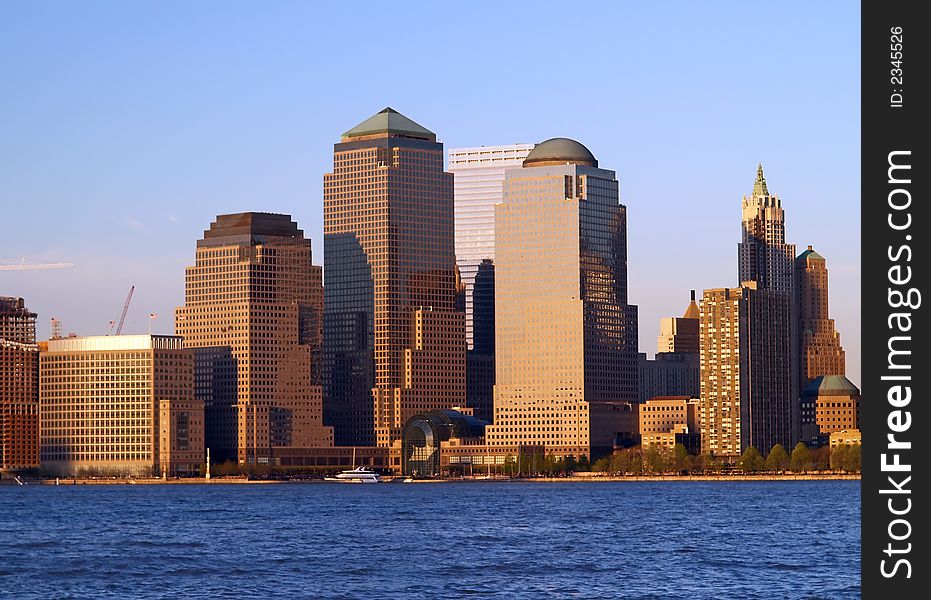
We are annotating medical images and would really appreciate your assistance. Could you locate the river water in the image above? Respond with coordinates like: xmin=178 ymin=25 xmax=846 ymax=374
xmin=0 ymin=480 xmax=859 ymax=599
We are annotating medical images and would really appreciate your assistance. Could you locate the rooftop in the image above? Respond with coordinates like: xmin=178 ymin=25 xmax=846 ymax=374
xmin=797 ymin=245 xmax=825 ymax=261
xmin=523 ymin=138 xmax=598 ymax=168
xmin=203 ymin=212 xmax=303 ymax=241
xmin=342 ymin=107 xmax=436 ymax=141
xmin=803 ymin=375 xmax=860 ymax=397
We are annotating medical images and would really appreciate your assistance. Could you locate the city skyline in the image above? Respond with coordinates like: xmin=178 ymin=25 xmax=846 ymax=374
xmin=0 ymin=2 xmax=861 ymax=385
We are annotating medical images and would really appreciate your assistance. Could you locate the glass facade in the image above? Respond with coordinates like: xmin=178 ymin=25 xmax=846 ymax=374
xmin=485 ymin=148 xmax=639 ymax=458
xmin=401 ymin=409 xmax=487 ymax=476
xmin=448 ymin=144 xmax=534 ymax=349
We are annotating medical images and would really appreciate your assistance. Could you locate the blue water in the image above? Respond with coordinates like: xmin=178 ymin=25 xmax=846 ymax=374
xmin=0 ymin=481 xmax=859 ymax=599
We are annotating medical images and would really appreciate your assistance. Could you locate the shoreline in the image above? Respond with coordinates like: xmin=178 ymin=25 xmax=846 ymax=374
xmin=2 ymin=473 xmax=861 ymax=486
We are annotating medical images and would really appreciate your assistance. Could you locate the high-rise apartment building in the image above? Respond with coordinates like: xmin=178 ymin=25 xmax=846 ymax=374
xmin=699 ymin=283 xmax=795 ymax=457
xmin=323 ymin=108 xmax=464 ymax=447
xmin=796 ymin=246 xmax=846 ymax=392
xmin=448 ymin=144 xmax=534 ymax=349
xmin=0 ymin=297 xmax=39 ymax=470
xmin=484 ymin=138 xmax=640 ymax=459
xmin=175 ymin=212 xmax=333 ymax=464
xmin=39 ymin=335 xmax=203 ymax=476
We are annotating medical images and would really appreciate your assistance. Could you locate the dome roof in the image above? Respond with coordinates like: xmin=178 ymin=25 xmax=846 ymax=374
xmin=802 ymin=375 xmax=860 ymax=397
xmin=523 ymin=138 xmax=597 ymax=168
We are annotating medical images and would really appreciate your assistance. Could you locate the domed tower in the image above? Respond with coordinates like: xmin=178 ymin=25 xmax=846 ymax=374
xmin=522 ymin=138 xmax=599 ymax=168
xmin=486 ymin=137 xmax=639 ymax=459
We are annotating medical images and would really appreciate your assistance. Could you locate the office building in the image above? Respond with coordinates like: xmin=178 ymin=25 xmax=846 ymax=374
xmin=641 ymin=291 xmax=701 ymax=402
xmin=175 ymin=212 xmax=333 ymax=464
xmin=323 ymin=108 xmax=464 ymax=447
xmin=39 ymin=335 xmax=203 ymax=476
xmin=800 ymin=375 xmax=860 ymax=443
xmin=699 ymin=283 xmax=795 ymax=457
xmin=466 ymin=259 xmax=496 ymax=422
xmin=0 ymin=297 xmax=39 ymax=470
xmin=657 ymin=290 xmax=700 ymax=354
xmin=448 ymin=144 xmax=534 ymax=349
xmin=639 ymin=396 xmax=701 ymax=453
xmin=738 ymin=164 xmax=796 ymax=294
xmin=796 ymin=246 xmax=846 ymax=392
xmin=638 ymin=352 xmax=700 ymax=403
xmin=484 ymin=138 xmax=640 ymax=459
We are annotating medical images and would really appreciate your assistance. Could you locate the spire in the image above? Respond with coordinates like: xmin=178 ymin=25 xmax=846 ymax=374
xmin=753 ymin=162 xmax=769 ymax=196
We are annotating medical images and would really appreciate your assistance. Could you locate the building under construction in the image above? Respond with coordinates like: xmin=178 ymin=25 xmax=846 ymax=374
xmin=0 ymin=297 xmax=40 ymax=471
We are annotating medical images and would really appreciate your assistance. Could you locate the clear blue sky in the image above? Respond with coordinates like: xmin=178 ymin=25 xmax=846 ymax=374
xmin=0 ymin=1 xmax=861 ymax=386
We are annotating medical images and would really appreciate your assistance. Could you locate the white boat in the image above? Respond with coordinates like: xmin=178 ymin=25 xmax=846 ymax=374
xmin=323 ymin=448 xmax=382 ymax=483
xmin=325 ymin=466 xmax=381 ymax=484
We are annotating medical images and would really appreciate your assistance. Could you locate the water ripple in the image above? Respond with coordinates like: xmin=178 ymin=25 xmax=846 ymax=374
xmin=0 ymin=481 xmax=859 ymax=599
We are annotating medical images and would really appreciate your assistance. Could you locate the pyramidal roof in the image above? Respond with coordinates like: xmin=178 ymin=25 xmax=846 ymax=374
xmin=683 ymin=290 xmax=699 ymax=319
xmin=342 ymin=107 xmax=436 ymax=141
xmin=803 ymin=375 xmax=860 ymax=397
xmin=683 ymin=300 xmax=700 ymax=320
xmin=797 ymin=245 xmax=825 ymax=261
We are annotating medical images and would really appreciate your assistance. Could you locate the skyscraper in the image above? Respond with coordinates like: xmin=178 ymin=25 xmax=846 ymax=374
xmin=175 ymin=212 xmax=333 ymax=464
xmin=0 ymin=297 xmax=39 ymax=470
xmin=699 ymin=283 xmax=795 ymax=457
xmin=323 ymin=108 xmax=464 ymax=447
xmin=738 ymin=164 xmax=796 ymax=294
xmin=731 ymin=164 xmax=799 ymax=445
xmin=796 ymin=246 xmax=846 ymax=392
xmin=448 ymin=144 xmax=534 ymax=349
xmin=484 ymin=138 xmax=639 ymax=459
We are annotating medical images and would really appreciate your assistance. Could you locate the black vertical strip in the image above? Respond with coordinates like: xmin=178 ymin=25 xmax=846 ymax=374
xmin=862 ymin=1 xmax=928 ymax=597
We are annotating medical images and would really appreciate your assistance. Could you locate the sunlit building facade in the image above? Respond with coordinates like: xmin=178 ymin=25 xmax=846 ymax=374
xmin=738 ymin=164 xmax=796 ymax=295
xmin=448 ymin=144 xmax=534 ymax=349
xmin=484 ymin=138 xmax=639 ymax=459
xmin=323 ymin=108 xmax=464 ymax=447
xmin=657 ymin=291 xmax=700 ymax=354
xmin=796 ymin=246 xmax=846 ymax=392
xmin=699 ymin=283 xmax=795 ymax=457
xmin=800 ymin=375 xmax=860 ymax=443
xmin=175 ymin=212 xmax=333 ymax=464
xmin=39 ymin=335 xmax=203 ymax=476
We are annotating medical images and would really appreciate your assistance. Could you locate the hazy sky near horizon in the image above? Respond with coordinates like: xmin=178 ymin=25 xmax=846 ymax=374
xmin=0 ymin=2 xmax=861 ymax=385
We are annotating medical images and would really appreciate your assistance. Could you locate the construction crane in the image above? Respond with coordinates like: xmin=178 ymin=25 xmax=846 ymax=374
xmin=0 ymin=257 xmax=75 ymax=271
xmin=114 ymin=286 xmax=135 ymax=336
